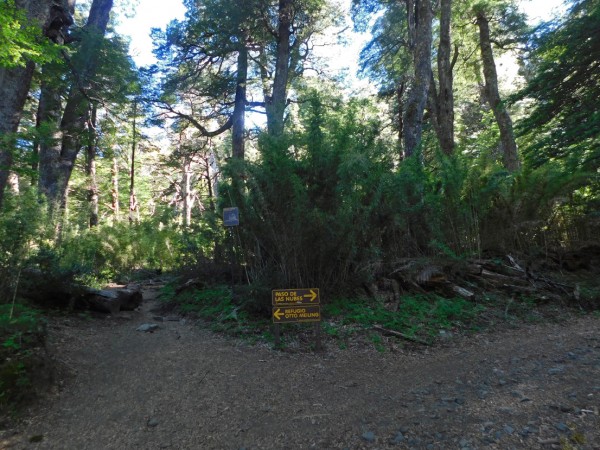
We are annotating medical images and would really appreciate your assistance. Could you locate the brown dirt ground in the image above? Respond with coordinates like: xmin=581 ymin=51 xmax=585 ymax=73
xmin=1 ymin=282 xmax=599 ymax=450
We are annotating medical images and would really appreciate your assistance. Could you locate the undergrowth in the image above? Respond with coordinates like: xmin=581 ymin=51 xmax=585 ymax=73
xmin=160 ymin=281 xmax=489 ymax=349
xmin=322 ymin=295 xmax=485 ymax=341
xmin=159 ymin=278 xmax=600 ymax=352
xmin=0 ymin=303 xmax=47 ymax=415
xmin=159 ymin=283 xmax=270 ymax=338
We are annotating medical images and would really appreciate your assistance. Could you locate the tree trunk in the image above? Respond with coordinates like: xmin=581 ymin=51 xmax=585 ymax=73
xmin=7 ymin=172 xmax=20 ymax=195
xmin=403 ymin=0 xmax=433 ymax=158
xmin=436 ymin=0 xmax=454 ymax=155
xmin=129 ymin=100 xmax=139 ymax=224
xmin=111 ymin=156 xmax=120 ymax=222
xmin=37 ymin=71 xmax=66 ymax=211
xmin=0 ymin=62 xmax=33 ymax=208
xmin=476 ymin=10 xmax=520 ymax=172
xmin=266 ymin=0 xmax=293 ymax=137
xmin=232 ymin=46 xmax=248 ymax=159
xmin=181 ymin=156 xmax=193 ymax=227
xmin=39 ymin=0 xmax=114 ymax=215
xmin=86 ymin=104 xmax=99 ymax=227
xmin=85 ymin=287 xmax=143 ymax=314
xmin=208 ymin=149 xmax=219 ymax=207
xmin=396 ymin=80 xmax=405 ymax=153
xmin=0 ymin=0 xmax=73 ymax=209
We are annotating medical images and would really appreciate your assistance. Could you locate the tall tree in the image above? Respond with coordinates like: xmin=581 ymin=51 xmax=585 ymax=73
xmin=265 ymin=0 xmax=294 ymax=137
xmin=128 ymin=100 xmax=139 ymax=224
xmin=403 ymin=0 xmax=433 ymax=158
xmin=85 ymin=104 xmax=99 ymax=227
xmin=353 ymin=0 xmax=411 ymax=153
xmin=474 ymin=3 xmax=520 ymax=171
xmin=0 ymin=0 xmax=73 ymax=208
xmin=38 ymin=0 xmax=114 ymax=217
xmin=154 ymin=0 xmax=336 ymax=157
xmin=429 ymin=0 xmax=456 ymax=155
xmin=261 ymin=0 xmax=338 ymax=137
xmin=153 ymin=0 xmax=259 ymax=159
xmin=353 ymin=0 xmax=440 ymax=158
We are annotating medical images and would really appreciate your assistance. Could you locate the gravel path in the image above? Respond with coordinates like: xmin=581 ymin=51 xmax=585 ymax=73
xmin=3 ymin=284 xmax=600 ymax=449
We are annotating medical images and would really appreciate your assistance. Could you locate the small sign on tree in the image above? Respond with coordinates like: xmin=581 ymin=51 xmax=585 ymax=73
xmin=223 ymin=207 xmax=239 ymax=227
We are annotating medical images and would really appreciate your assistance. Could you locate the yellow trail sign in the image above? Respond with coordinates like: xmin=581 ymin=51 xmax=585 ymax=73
xmin=272 ymin=305 xmax=321 ymax=323
xmin=272 ymin=288 xmax=320 ymax=306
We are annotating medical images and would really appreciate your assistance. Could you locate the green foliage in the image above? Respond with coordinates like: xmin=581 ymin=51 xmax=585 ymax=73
xmin=217 ymin=86 xmax=595 ymax=301
xmin=516 ymin=0 xmax=600 ymax=171
xmin=472 ymin=164 xmax=592 ymax=250
xmin=0 ymin=0 xmax=61 ymax=68
xmin=159 ymin=283 xmax=263 ymax=335
xmin=0 ymin=304 xmax=42 ymax=352
xmin=0 ymin=191 xmax=49 ymax=295
xmin=0 ymin=303 xmax=45 ymax=412
xmin=323 ymin=295 xmax=482 ymax=341
xmin=59 ymin=220 xmax=187 ymax=284
xmin=222 ymin=90 xmax=394 ymax=293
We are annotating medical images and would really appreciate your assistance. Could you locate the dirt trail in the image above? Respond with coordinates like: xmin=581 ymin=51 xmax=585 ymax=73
xmin=2 ymin=283 xmax=600 ymax=450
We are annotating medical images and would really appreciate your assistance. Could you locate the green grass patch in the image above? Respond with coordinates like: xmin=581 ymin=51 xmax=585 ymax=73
xmin=0 ymin=304 xmax=44 ymax=353
xmin=161 ymin=283 xmax=489 ymax=349
xmin=162 ymin=282 xmax=599 ymax=351
xmin=159 ymin=283 xmax=270 ymax=336
xmin=323 ymin=294 xmax=485 ymax=345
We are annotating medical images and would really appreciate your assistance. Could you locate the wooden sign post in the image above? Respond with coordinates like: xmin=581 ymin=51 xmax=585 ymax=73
xmin=272 ymin=289 xmax=322 ymax=350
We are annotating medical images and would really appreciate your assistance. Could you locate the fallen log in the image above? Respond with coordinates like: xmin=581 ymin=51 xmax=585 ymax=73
xmin=175 ymin=278 xmax=205 ymax=295
xmin=87 ymin=290 xmax=121 ymax=314
xmin=451 ymin=285 xmax=475 ymax=299
xmin=84 ymin=286 xmax=143 ymax=314
xmin=372 ymin=325 xmax=431 ymax=346
xmin=117 ymin=288 xmax=143 ymax=311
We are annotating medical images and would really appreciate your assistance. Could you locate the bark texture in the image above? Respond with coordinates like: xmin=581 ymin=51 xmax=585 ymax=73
xmin=476 ymin=10 xmax=520 ymax=172
xmin=181 ymin=156 xmax=193 ymax=227
xmin=436 ymin=0 xmax=455 ymax=155
xmin=232 ymin=47 xmax=248 ymax=159
xmin=86 ymin=105 xmax=99 ymax=227
xmin=0 ymin=62 xmax=33 ymax=207
xmin=38 ymin=0 xmax=114 ymax=215
xmin=111 ymin=156 xmax=120 ymax=222
xmin=37 ymin=72 xmax=65 ymax=204
xmin=403 ymin=0 xmax=433 ymax=158
xmin=266 ymin=0 xmax=293 ymax=137
xmin=0 ymin=0 xmax=73 ymax=208
xmin=129 ymin=101 xmax=138 ymax=224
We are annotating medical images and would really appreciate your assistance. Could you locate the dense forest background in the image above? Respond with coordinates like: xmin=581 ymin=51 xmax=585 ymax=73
xmin=1 ymin=0 xmax=599 ymax=312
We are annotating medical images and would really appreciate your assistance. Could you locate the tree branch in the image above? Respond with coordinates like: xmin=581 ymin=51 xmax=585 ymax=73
xmin=158 ymin=102 xmax=233 ymax=137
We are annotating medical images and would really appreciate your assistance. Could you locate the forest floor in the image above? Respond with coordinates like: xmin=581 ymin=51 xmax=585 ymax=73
xmin=1 ymin=281 xmax=599 ymax=450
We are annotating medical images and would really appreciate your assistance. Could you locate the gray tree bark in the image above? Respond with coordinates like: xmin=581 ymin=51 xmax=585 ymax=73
xmin=129 ymin=101 xmax=139 ymax=224
xmin=111 ymin=156 xmax=120 ymax=222
xmin=38 ymin=0 xmax=114 ymax=215
xmin=86 ymin=104 xmax=99 ymax=227
xmin=266 ymin=0 xmax=293 ymax=137
xmin=476 ymin=10 xmax=520 ymax=172
xmin=37 ymin=71 xmax=65 ymax=205
xmin=232 ymin=46 xmax=248 ymax=159
xmin=181 ymin=156 xmax=193 ymax=227
xmin=0 ymin=0 xmax=73 ymax=209
xmin=403 ymin=0 xmax=433 ymax=158
xmin=436 ymin=0 xmax=455 ymax=155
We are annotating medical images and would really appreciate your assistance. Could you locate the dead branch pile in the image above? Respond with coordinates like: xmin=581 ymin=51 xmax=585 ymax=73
xmin=367 ymin=246 xmax=600 ymax=310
